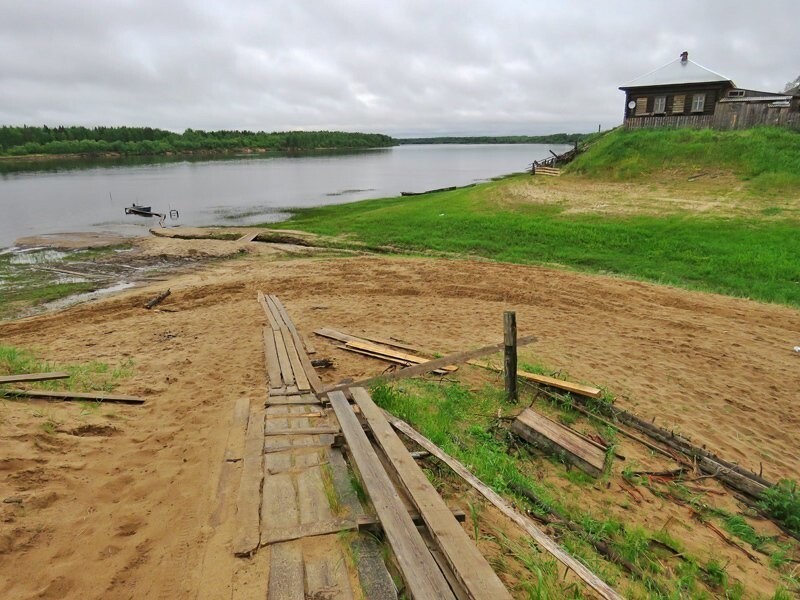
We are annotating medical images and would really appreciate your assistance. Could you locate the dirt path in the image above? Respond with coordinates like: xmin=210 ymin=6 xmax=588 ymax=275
xmin=1 ymin=248 xmax=798 ymax=598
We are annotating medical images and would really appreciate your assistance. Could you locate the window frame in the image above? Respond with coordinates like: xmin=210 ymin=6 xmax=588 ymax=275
xmin=691 ymin=93 xmax=706 ymax=113
xmin=653 ymin=96 xmax=667 ymax=114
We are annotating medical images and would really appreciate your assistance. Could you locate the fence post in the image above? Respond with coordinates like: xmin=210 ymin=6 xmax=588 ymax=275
xmin=504 ymin=311 xmax=517 ymax=402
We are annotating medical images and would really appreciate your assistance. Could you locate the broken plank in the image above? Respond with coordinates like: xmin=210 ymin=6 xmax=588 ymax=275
xmin=262 ymin=518 xmax=357 ymax=546
xmin=351 ymin=387 xmax=511 ymax=600
xmin=0 ymin=372 xmax=70 ymax=384
xmin=323 ymin=336 xmax=537 ymax=393
xmin=233 ymin=401 xmax=266 ymax=557
xmin=512 ymin=409 xmax=606 ymax=477
xmin=386 ymin=413 xmax=623 ymax=600
xmin=469 ymin=360 xmax=602 ymax=399
xmin=0 ymin=388 xmax=145 ymax=404
xmin=327 ymin=390 xmax=455 ymax=600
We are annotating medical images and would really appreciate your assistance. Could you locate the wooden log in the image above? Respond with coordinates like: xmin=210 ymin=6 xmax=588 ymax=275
xmin=327 ymin=390 xmax=456 ymax=600
xmin=144 ymin=288 xmax=171 ymax=309
xmin=352 ymin=387 xmax=511 ymax=599
xmin=0 ymin=388 xmax=145 ymax=404
xmin=576 ymin=398 xmax=772 ymax=498
xmin=511 ymin=409 xmax=606 ymax=478
xmin=0 ymin=372 xmax=70 ymax=384
xmin=322 ymin=336 xmax=537 ymax=394
xmin=504 ymin=311 xmax=517 ymax=403
xmin=385 ymin=413 xmax=623 ymax=600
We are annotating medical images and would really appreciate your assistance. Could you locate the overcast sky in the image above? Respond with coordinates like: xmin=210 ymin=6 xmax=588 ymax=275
xmin=1 ymin=0 xmax=797 ymax=137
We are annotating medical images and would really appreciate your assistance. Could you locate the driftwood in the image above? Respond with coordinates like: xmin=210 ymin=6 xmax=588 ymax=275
xmin=144 ymin=288 xmax=171 ymax=309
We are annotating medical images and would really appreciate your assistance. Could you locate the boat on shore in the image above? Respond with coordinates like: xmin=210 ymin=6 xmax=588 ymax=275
xmin=124 ymin=203 xmax=155 ymax=217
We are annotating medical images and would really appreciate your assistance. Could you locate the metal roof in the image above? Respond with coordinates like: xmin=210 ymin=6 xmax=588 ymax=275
xmin=620 ymin=56 xmax=734 ymax=89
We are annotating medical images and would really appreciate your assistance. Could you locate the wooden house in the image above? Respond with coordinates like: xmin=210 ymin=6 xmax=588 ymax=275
xmin=620 ymin=52 xmax=800 ymax=131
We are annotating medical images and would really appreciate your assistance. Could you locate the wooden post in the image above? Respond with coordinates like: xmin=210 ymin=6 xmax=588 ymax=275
xmin=504 ymin=311 xmax=517 ymax=402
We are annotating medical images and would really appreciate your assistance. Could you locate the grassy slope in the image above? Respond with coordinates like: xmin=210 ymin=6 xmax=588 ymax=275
xmin=273 ymin=127 xmax=800 ymax=305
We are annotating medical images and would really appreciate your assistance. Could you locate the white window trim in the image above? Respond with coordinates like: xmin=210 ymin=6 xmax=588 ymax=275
xmin=691 ymin=93 xmax=706 ymax=113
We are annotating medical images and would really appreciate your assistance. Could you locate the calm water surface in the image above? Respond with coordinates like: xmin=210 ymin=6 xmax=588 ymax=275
xmin=0 ymin=144 xmax=570 ymax=248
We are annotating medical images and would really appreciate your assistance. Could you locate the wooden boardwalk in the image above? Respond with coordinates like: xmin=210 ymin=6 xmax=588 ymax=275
xmin=229 ymin=293 xmax=513 ymax=599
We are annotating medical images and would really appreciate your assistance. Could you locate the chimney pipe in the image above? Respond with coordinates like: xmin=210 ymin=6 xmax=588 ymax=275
xmin=680 ymin=51 xmax=689 ymax=63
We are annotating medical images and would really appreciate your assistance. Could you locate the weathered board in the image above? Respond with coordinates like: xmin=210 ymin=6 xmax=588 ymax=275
xmin=0 ymin=388 xmax=145 ymax=404
xmin=327 ymin=390 xmax=455 ymax=600
xmin=0 ymin=372 xmax=70 ymax=384
xmin=351 ymin=387 xmax=511 ymax=600
xmin=233 ymin=401 xmax=266 ymax=556
xmin=512 ymin=408 xmax=606 ymax=477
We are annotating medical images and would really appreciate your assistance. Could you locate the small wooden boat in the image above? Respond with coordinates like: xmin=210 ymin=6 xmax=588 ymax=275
xmin=124 ymin=203 xmax=154 ymax=217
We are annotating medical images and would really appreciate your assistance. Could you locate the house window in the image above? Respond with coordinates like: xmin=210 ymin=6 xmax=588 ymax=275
xmin=727 ymin=89 xmax=745 ymax=98
xmin=673 ymin=95 xmax=685 ymax=113
xmin=691 ymin=93 xmax=706 ymax=112
xmin=653 ymin=96 xmax=666 ymax=114
xmin=634 ymin=97 xmax=648 ymax=116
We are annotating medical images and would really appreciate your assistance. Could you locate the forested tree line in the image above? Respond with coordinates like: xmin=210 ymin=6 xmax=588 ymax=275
xmin=0 ymin=126 xmax=395 ymax=156
xmin=397 ymin=133 xmax=588 ymax=144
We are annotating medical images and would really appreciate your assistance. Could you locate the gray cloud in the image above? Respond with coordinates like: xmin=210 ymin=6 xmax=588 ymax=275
xmin=0 ymin=0 xmax=797 ymax=136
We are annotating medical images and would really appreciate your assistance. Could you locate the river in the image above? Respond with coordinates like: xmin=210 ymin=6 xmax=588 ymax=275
xmin=0 ymin=143 xmax=570 ymax=249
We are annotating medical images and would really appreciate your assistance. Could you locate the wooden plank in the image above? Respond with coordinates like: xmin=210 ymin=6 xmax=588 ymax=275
xmin=351 ymin=387 xmax=511 ymax=600
xmin=267 ymin=542 xmax=305 ymax=599
xmin=469 ymin=360 xmax=602 ymax=399
xmin=345 ymin=340 xmax=457 ymax=372
xmin=267 ymin=394 xmax=321 ymax=406
xmin=281 ymin=327 xmax=311 ymax=392
xmin=269 ymin=295 xmax=316 ymax=355
xmin=257 ymin=291 xmax=280 ymax=331
xmin=356 ymin=333 xmax=422 ymax=353
xmin=323 ymin=336 xmax=537 ymax=393
xmin=0 ymin=372 xmax=70 ymax=384
xmin=224 ymin=397 xmax=251 ymax=461
xmin=263 ymin=328 xmax=283 ymax=389
xmin=327 ymin=391 xmax=455 ymax=600
xmin=0 ymin=388 xmax=145 ymax=404
xmin=512 ymin=409 xmax=606 ymax=477
xmin=233 ymin=401 xmax=265 ymax=557
xmin=237 ymin=231 xmax=259 ymax=242
xmin=386 ymin=413 xmax=623 ymax=600
xmin=264 ymin=427 xmax=341 ymax=436
xmin=273 ymin=328 xmax=296 ymax=388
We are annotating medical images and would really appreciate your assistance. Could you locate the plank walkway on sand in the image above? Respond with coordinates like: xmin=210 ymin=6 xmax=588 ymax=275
xmin=351 ymin=386 xmax=511 ymax=600
xmin=328 ymin=390 xmax=456 ymax=600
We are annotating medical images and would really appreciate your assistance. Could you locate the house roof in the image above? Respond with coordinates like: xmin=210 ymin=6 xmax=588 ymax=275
xmin=620 ymin=56 xmax=734 ymax=89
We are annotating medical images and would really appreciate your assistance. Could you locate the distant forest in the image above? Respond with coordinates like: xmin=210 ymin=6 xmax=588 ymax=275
xmin=0 ymin=126 xmax=395 ymax=157
xmin=397 ymin=133 xmax=587 ymax=145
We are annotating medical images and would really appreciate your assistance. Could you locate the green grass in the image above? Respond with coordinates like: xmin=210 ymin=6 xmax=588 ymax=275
xmin=369 ymin=379 xmax=764 ymax=598
xmin=568 ymin=127 xmax=800 ymax=195
xmin=272 ymin=174 xmax=800 ymax=306
xmin=0 ymin=345 xmax=132 ymax=393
